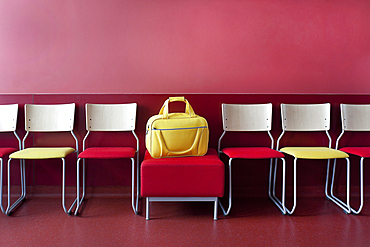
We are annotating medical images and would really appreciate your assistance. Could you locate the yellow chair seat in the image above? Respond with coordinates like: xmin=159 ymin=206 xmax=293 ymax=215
xmin=280 ymin=147 xmax=349 ymax=159
xmin=10 ymin=147 xmax=75 ymax=159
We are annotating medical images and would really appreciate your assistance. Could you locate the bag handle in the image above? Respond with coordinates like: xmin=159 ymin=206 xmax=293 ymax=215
xmin=159 ymin=96 xmax=196 ymax=119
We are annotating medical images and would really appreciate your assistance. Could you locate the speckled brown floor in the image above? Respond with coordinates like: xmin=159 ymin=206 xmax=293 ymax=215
xmin=0 ymin=192 xmax=369 ymax=246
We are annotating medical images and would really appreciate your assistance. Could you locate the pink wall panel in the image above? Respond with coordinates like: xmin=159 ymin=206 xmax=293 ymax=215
xmin=0 ymin=1 xmax=369 ymax=94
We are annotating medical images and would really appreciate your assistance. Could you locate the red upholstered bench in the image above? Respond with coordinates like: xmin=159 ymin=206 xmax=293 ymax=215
xmin=141 ymin=148 xmax=224 ymax=220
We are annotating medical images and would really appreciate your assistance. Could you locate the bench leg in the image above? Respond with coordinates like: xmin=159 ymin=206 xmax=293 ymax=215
xmin=145 ymin=197 xmax=218 ymax=220
xmin=214 ymin=198 xmax=218 ymax=220
xmin=146 ymin=197 xmax=150 ymax=220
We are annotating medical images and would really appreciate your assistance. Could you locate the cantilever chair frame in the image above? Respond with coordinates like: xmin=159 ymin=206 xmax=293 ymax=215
xmin=333 ymin=103 xmax=370 ymax=214
xmin=218 ymin=103 xmax=286 ymax=215
xmin=74 ymin=103 xmax=140 ymax=216
xmin=6 ymin=103 xmax=79 ymax=215
xmin=275 ymin=103 xmax=351 ymax=214
xmin=0 ymin=104 xmax=22 ymax=214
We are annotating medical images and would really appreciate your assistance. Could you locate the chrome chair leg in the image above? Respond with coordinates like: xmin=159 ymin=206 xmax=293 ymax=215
xmin=82 ymin=159 xmax=86 ymax=203
xmin=74 ymin=158 xmax=84 ymax=216
xmin=218 ymin=158 xmax=232 ymax=216
xmin=6 ymin=158 xmax=26 ymax=215
xmin=61 ymin=158 xmax=77 ymax=215
xmin=326 ymin=158 xmax=351 ymax=214
xmin=131 ymin=158 xmax=139 ymax=215
xmin=20 ymin=159 xmax=26 ymax=199
xmin=136 ymin=152 xmax=140 ymax=213
xmin=350 ymin=157 xmax=365 ymax=214
xmin=283 ymin=158 xmax=298 ymax=215
xmin=0 ymin=158 xmax=4 ymax=213
xmin=269 ymin=158 xmax=286 ymax=214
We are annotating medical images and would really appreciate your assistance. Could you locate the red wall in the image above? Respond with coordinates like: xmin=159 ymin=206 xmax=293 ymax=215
xmin=0 ymin=0 xmax=369 ymax=94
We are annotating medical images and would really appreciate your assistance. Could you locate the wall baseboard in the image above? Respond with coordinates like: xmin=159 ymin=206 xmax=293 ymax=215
xmin=3 ymin=185 xmax=369 ymax=198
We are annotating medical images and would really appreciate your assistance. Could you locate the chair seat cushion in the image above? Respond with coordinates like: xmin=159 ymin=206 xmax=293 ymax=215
xmin=78 ymin=147 xmax=136 ymax=159
xmin=10 ymin=147 xmax=75 ymax=159
xmin=340 ymin=147 xmax=370 ymax=158
xmin=0 ymin=147 xmax=17 ymax=157
xmin=280 ymin=147 xmax=349 ymax=159
xmin=141 ymin=148 xmax=224 ymax=197
xmin=222 ymin=147 xmax=284 ymax=159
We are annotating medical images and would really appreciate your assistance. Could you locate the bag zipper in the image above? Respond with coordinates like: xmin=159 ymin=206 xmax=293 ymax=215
xmin=153 ymin=126 xmax=207 ymax=131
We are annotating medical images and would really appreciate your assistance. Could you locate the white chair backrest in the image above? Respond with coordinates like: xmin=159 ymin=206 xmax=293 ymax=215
xmin=222 ymin=103 xmax=272 ymax=131
xmin=25 ymin=103 xmax=75 ymax=132
xmin=85 ymin=103 xmax=137 ymax=131
xmin=0 ymin=104 xmax=18 ymax=132
xmin=281 ymin=103 xmax=331 ymax=131
xmin=341 ymin=104 xmax=370 ymax=131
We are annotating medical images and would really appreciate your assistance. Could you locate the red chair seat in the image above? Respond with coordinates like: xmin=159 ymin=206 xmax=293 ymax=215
xmin=222 ymin=147 xmax=284 ymax=159
xmin=141 ymin=148 xmax=224 ymax=197
xmin=340 ymin=147 xmax=370 ymax=158
xmin=78 ymin=147 xmax=136 ymax=159
xmin=0 ymin=147 xmax=17 ymax=157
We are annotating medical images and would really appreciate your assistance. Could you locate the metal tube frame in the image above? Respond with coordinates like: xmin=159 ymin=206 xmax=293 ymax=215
xmin=325 ymin=158 xmax=351 ymax=214
xmin=281 ymin=157 xmax=297 ymax=214
xmin=268 ymin=129 xmax=288 ymax=214
xmin=74 ymin=130 xmax=90 ymax=215
xmin=0 ymin=158 xmax=3 ymax=213
xmin=6 ymin=158 xmax=26 ymax=215
xmin=268 ymin=157 xmax=287 ymax=214
xmin=146 ymin=197 xmax=218 ymax=220
xmin=132 ymin=130 xmax=140 ymax=214
xmin=0 ymin=158 xmax=26 ymax=214
xmin=276 ymin=129 xmax=351 ymax=214
xmin=6 ymin=157 xmax=77 ymax=215
xmin=349 ymin=157 xmax=365 ymax=214
xmin=331 ymin=130 xmax=364 ymax=214
xmin=5 ymin=130 xmax=79 ymax=215
xmin=218 ymin=158 xmax=232 ymax=215
xmin=1 ymin=131 xmax=23 ymax=214
xmin=74 ymin=130 xmax=140 ymax=216
xmin=217 ymin=131 xmax=226 ymax=158
xmin=218 ymin=130 xmax=287 ymax=215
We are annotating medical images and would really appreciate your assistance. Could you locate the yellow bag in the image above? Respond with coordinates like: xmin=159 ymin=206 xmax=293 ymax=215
xmin=145 ymin=96 xmax=209 ymax=158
